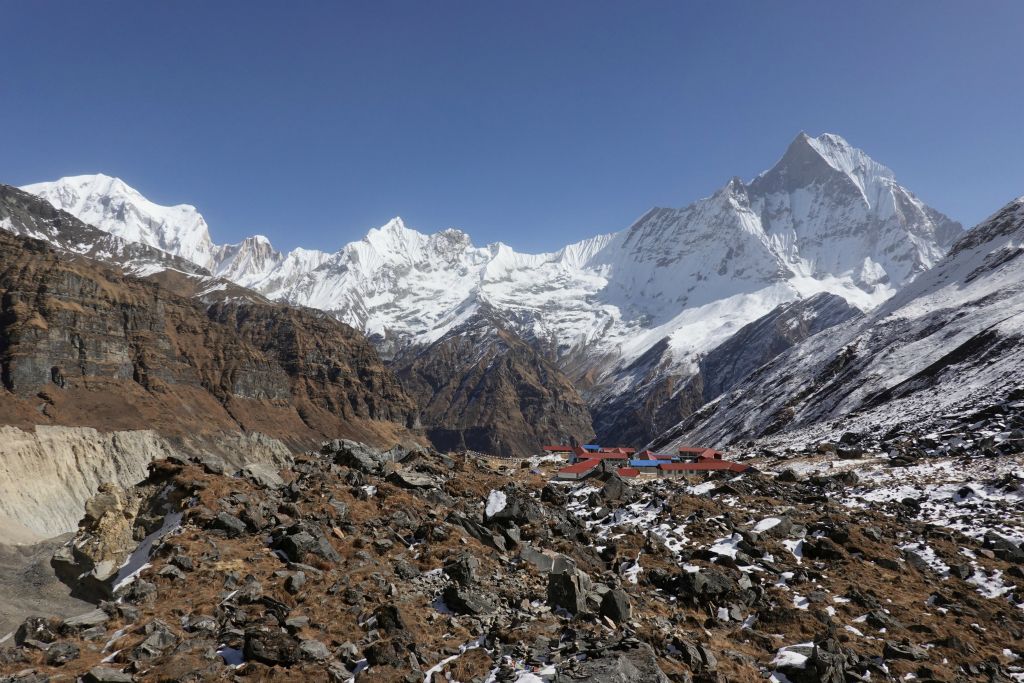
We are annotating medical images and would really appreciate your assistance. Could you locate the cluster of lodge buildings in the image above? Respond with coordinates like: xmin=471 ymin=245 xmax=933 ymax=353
xmin=544 ymin=444 xmax=751 ymax=481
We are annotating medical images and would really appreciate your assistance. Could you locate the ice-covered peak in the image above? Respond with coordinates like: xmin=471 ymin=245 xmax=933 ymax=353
xmin=212 ymin=234 xmax=283 ymax=284
xmin=22 ymin=174 xmax=216 ymax=269
xmin=752 ymin=132 xmax=896 ymax=204
xmin=363 ymin=216 xmax=420 ymax=247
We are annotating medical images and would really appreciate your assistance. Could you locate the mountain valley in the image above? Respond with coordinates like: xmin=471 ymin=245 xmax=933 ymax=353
xmin=1 ymin=132 xmax=1022 ymax=682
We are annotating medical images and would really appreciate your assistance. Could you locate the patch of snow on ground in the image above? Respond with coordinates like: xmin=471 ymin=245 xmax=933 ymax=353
xmin=422 ymin=637 xmax=485 ymax=683
xmin=486 ymin=490 xmax=508 ymax=517
xmin=112 ymin=510 xmax=183 ymax=593
xmin=754 ymin=517 xmax=782 ymax=533
xmin=900 ymin=540 xmax=951 ymax=577
xmin=782 ymin=539 xmax=804 ymax=564
xmin=771 ymin=642 xmax=813 ymax=669
xmin=709 ymin=534 xmax=741 ymax=558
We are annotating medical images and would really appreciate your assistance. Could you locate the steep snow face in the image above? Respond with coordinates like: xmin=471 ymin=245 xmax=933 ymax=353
xmin=268 ymin=219 xmax=497 ymax=346
xmin=22 ymin=174 xmax=218 ymax=270
xmin=659 ymin=195 xmax=1024 ymax=447
xmin=748 ymin=133 xmax=961 ymax=289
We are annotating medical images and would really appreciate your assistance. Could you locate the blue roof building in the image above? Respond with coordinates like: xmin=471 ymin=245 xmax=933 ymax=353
xmin=628 ymin=459 xmax=661 ymax=468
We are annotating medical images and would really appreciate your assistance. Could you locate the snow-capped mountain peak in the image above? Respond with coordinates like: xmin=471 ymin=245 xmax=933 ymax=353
xmin=22 ymin=173 xmax=217 ymax=270
xmin=752 ymin=132 xmax=895 ymax=204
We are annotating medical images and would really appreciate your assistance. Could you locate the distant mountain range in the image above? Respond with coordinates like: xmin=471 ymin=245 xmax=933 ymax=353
xmin=12 ymin=132 xmax=984 ymax=452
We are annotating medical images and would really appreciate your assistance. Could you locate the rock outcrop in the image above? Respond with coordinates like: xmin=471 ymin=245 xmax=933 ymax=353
xmin=0 ymin=426 xmax=294 ymax=542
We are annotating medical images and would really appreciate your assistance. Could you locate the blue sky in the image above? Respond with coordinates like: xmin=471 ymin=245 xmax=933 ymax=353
xmin=3 ymin=1 xmax=1023 ymax=253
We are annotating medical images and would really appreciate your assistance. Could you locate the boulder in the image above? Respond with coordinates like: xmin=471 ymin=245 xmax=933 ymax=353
xmin=211 ymin=511 xmax=247 ymax=538
xmin=442 ymin=585 xmax=495 ymax=616
xmin=443 ymin=554 xmax=481 ymax=586
xmin=83 ymin=668 xmax=135 ymax=683
xmin=284 ymin=571 xmax=306 ymax=594
xmin=600 ymin=473 xmax=636 ymax=503
xmin=387 ymin=469 xmax=439 ymax=489
xmin=272 ymin=524 xmax=341 ymax=564
xmin=324 ymin=440 xmax=387 ymax=474
xmin=984 ymin=531 xmax=1024 ymax=563
xmin=299 ymin=639 xmax=331 ymax=661
xmin=373 ymin=604 xmax=407 ymax=634
xmin=777 ymin=469 xmax=800 ymax=483
xmin=244 ymin=629 xmax=301 ymax=667
xmin=62 ymin=609 xmax=110 ymax=633
xmin=44 ymin=641 xmax=80 ymax=666
xmin=15 ymin=616 xmax=59 ymax=646
xmin=364 ymin=638 xmax=408 ymax=668
xmin=241 ymin=463 xmax=285 ymax=489
xmin=485 ymin=493 xmax=544 ymax=527
xmin=676 ymin=568 xmax=739 ymax=604
xmin=802 ymin=536 xmax=845 ymax=561
xmin=600 ymin=588 xmax=632 ymax=623
xmin=553 ymin=642 xmax=669 ymax=682
xmin=519 ymin=544 xmax=574 ymax=574
xmin=883 ymin=640 xmax=927 ymax=661
xmin=547 ymin=566 xmax=592 ymax=615
xmin=781 ymin=638 xmax=849 ymax=683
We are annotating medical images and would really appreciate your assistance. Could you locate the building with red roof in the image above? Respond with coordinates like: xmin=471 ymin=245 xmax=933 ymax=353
xmin=678 ymin=446 xmax=722 ymax=460
xmin=556 ymin=458 xmax=601 ymax=480
xmin=588 ymin=452 xmax=630 ymax=460
xmin=600 ymin=447 xmax=636 ymax=455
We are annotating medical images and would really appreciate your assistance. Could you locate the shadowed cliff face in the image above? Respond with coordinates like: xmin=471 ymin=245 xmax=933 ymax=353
xmin=392 ymin=315 xmax=594 ymax=457
xmin=0 ymin=227 xmax=419 ymax=450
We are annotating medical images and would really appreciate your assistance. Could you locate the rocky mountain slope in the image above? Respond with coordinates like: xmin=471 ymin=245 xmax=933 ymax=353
xmin=0 ymin=184 xmax=206 ymax=279
xmin=392 ymin=311 xmax=594 ymax=456
xmin=19 ymin=134 xmax=964 ymax=453
xmin=655 ymin=194 xmax=1024 ymax=450
xmin=592 ymin=293 xmax=861 ymax=445
xmin=0 ymin=434 xmax=1019 ymax=681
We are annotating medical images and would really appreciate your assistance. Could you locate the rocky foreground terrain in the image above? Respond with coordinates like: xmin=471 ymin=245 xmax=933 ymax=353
xmin=0 ymin=415 xmax=1020 ymax=682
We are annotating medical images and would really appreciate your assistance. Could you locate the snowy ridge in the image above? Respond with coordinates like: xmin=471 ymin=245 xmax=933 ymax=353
xmin=22 ymin=174 xmax=218 ymax=270
xmin=659 ymin=194 xmax=1024 ymax=447
xmin=20 ymin=173 xmax=331 ymax=294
